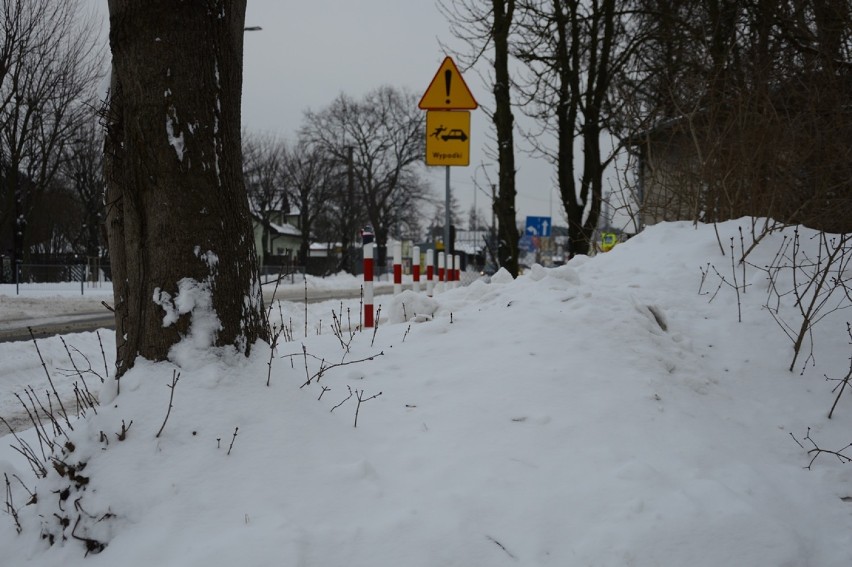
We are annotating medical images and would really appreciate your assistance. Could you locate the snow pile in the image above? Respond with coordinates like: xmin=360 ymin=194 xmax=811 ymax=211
xmin=0 ymin=220 xmax=851 ymax=566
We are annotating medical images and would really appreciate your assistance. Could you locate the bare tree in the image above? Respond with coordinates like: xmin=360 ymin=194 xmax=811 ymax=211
xmin=492 ymin=0 xmax=521 ymax=273
xmin=427 ymin=191 xmax=463 ymax=241
xmin=242 ymin=131 xmax=288 ymax=264
xmin=513 ymin=0 xmax=636 ymax=255
xmin=622 ymin=0 xmax=852 ymax=233
xmin=105 ymin=0 xmax=268 ymax=376
xmin=0 ymin=0 xmax=103 ymax=268
xmin=60 ymin=111 xmax=106 ymax=259
xmin=311 ymin=145 xmax=361 ymax=274
xmin=23 ymin=178 xmax=82 ymax=255
xmin=0 ymin=109 xmax=107 ymax=261
xmin=301 ymin=86 xmax=428 ymax=265
xmin=283 ymin=137 xmax=341 ymax=267
xmin=467 ymin=202 xmax=486 ymax=232
xmin=439 ymin=0 xmax=521 ymax=275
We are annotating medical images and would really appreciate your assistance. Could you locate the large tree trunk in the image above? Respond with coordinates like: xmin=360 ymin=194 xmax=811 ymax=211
xmin=105 ymin=0 xmax=267 ymax=377
xmin=492 ymin=0 xmax=520 ymax=276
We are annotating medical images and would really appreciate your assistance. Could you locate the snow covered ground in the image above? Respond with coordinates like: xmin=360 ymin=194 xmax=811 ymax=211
xmin=0 ymin=270 xmax=365 ymax=311
xmin=0 ymin=220 xmax=850 ymax=566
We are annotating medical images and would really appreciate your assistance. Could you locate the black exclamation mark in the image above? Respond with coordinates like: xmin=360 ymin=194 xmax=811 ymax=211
xmin=444 ymin=69 xmax=452 ymax=105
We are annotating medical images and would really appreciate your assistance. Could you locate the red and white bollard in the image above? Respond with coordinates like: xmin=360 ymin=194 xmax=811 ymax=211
xmin=454 ymin=254 xmax=461 ymax=288
xmin=412 ymin=246 xmax=420 ymax=293
xmin=437 ymin=251 xmax=445 ymax=294
xmin=393 ymin=242 xmax=402 ymax=296
xmin=363 ymin=243 xmax=374 ymax=328
xmin=426 ymin=249 xmax=434 ymax=297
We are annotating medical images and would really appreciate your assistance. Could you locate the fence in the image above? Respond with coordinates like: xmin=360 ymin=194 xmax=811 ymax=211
xmin=2 ymin=260 xmax=109 ymax=296
xmin=259 ymin=265 xmax=302 ymax=286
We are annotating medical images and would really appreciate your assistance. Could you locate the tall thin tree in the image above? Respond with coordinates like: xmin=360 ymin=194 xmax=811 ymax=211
xmin=439 ymin=0 xmax=520 ymax=274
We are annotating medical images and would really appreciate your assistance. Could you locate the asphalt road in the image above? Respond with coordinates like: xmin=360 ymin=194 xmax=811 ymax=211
xmin=0 ymin=312 xmax=116 ymax=343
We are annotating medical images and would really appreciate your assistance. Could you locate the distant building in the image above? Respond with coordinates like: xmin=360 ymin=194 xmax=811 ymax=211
xmin=251 ymin=210 xmax=301 ymax=267
xmin=629 ymin=72 xmax=852 ymax=233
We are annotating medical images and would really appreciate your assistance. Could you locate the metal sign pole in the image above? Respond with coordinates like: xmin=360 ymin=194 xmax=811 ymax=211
xmin=444 ymin=166 xmax=451 ymax=257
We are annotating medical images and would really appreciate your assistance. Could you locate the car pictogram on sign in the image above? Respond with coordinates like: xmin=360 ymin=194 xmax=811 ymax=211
xmin=440 ymin=128 xmax=468 ymax=142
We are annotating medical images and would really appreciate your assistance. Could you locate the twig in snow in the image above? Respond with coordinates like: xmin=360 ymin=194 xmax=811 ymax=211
xmin=299 ymin=352 xmax=385 ymax=389
xmin=3 ymin=423 xmax=47 ymax=477
xmin=59 ymin=338 xmax=98 ymax=413
xmin=266 ymin=329 xmax=281 ymax=387
xmin=265 ymin=269 xmax=286 ymax=320
xmin=697 ymin=262 xmax=712 ymax=296
xmin=16 ymin=390 xmax=57 ymax=457
xmin=71 ymin=514 xmax=106 ymax=556
xmin=96 ymin=331 xmax=109 ymax=381
xmin=5 ymin=473 xmax=36 ymax=535
xmin=331 ymin=386 xmax=353 ymax=412
xmin=790 ymin=427 xmax=852 ymax=469
xmin=302 ymin=344 xmax=310 ymax=386
xmin=155 ymin=371 xmax=180 ymax=438
xmin=115 ymin=419 xmax=132 ymax=441
xmin=28 ymin=328 xmax=72 ymax=430
xmin=827 ymin=322 xmax=852 ymax=419
xmin=4 ymin=473 xmax=22 ymax=534
xmin=485 ymin=535 xmax=517 ymax=560
xmin=227 ymin=427 xmax=239 ymax=455
xmin=354 ymin=389 xmax=382 ymax=428
xmin=331 ymin=308 xmax=356 ymax=355
xmin=304 ymin=277 xmax=309 ymax=338
xmin=370 ymin=306 xmax=382 ymax=347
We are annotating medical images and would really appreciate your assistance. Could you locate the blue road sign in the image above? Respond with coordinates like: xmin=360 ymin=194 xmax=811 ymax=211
xmin=525 ymin=216 xmax=552 ymax=237
xmin=519 ymin=234 xmax=535 ymax=253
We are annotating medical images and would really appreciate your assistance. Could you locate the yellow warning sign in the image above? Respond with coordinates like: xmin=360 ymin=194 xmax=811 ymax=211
xmin=418 ymin=57 xmax=478 ymax=110
xmin=426 ymin=111 xmax=470 ymax=166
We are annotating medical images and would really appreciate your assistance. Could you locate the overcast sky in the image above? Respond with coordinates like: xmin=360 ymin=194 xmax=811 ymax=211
xmin=242 ymin=0 xmax=558 ymax=225
xmin=94 ymin=1 xmax=560 ymax=226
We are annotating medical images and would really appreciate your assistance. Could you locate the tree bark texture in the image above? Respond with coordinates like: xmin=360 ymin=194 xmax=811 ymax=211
xmin=105 ymin=0 xmax=267 ymax=376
